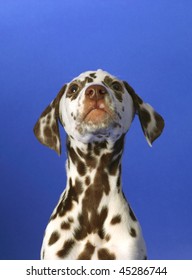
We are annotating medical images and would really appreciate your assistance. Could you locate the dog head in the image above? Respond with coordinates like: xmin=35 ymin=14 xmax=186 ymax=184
xmin=34 ymin=69 xmax=164 ymax=155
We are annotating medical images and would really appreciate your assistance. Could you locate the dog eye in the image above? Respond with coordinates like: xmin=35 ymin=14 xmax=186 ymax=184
xmin=111 ymin=81 xmax=123 ymax=91
xmin=69 ymin=84 xmax=79 ymax=93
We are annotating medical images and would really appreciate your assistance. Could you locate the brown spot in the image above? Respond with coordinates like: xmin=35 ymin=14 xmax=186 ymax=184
xmin=103 ymin=76 xmax=124 ymax=102
xmin=105 ymin=234 xmax=111 ymax=241
xmin=57 ymin=194 xmax=72 ymax=217
xmin=98 ymin=207 xmax=108 ymax=231
xmin=57 ymin=239 xmax=75 ymax=258
xmin=130 ymin=227 xmax=137 ymax=237
xmin=85 ymin=77 xmax=94 ymax=83
xmin=113 ymin=134 xmax=125 ymax=155
xmin=139 ymin=108 xmax=151 ymax=128
xmin=74 ymin=178 xmax=83 ymax=192
xmin=93 ymin=141 xmax=108 ymax=156
xmin=34 ymin=84 xmax=67 ymax=155
xmin=154 ymin=112 xmax=165 ymax=132
xmin=67 ymin=142 xmax=87 ymax=176
xmin=47 ymin=114 xmax=51 ymax=124
xmin=77 ymin=160 xmax=86 ymax=176
xmin=85 ymin=176 xmax=90 ymax=186
xmin=57 ymin=178 xmax=83 ymax=217
xmin=68 ymin=217 xmax=74 ymax=223
xmin=110 ymin=214 xmax=121 ymax=225
xmin=46 ymin=137 xmax=54 ymax=149
xmin=74 ymin=206 xmax=108 ymax=241
xmin=44 ymin=126 xmax=52 ymax=137
xmin=61 ymin=221 xmax=71 ymax=230
xmin=103 ymin=75 xmax=113 ymax=87
xmin=123 ymin=81 xmax=143 ymax=106
xmin=90 ymin=73 xmax=97 ymax=78
xmin=105 ymin=134 xmax=125 ymax=176
xmin=48 ymin=231 xmax=60 ymax=245
xmin=41 ymin=105 xmax=52 ymax=118
xmin=67 ymin=142 xmax=76 ymax=161
xmin=76 ymin=147 xmax=84 ymax=158
xmin=150 ymin=111 xmax=165 ymax=143
xmin=81 ymin=146 xmax=97 ymax=169
xmin=52 ymin=122 xmax=58 ymax=135
xmin=98 ymin=228 xmax=105 ymax=239
xmin=33 ymin=122 xmax=40 ymax=138
xmin=77 ymin=241 xmax=95 ymax=260
xmin=74 ymin=221 xmax=88 ymax=241
xmin=85 ymin=154 xmax=97 ymax=169
xmin=114 ymin=91 xmax=123 ymax=102
xmin=98 ymin=248 xmax=116 ymax=260
xmin=108 ymin=154 xmax=122 ymax=175
xmin=80 ymin=76 xmax=94 ymax=88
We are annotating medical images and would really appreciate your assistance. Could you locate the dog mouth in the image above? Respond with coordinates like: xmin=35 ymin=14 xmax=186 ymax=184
xmin=75 ymin=100 xmax=121 ymax=136
xmin=82 ymin=102 xmax=115 ymax=126
xmin=83 ymin=107 xmax=110 ymax=123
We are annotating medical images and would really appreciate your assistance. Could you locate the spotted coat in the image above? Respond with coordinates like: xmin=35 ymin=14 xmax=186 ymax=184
xmin=34 ymin=69 xmax=164 ymax=259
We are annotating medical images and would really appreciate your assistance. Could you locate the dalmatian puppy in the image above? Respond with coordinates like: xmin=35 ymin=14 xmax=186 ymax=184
xmin=34 ymin=69 xmax=164 ymax=259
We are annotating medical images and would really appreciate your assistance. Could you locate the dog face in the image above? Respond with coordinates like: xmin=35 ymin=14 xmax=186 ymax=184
xmin=59 ymin=69 xmax=135 ymax=144
xmin=34 ymin=69 xmax=164 ymax=155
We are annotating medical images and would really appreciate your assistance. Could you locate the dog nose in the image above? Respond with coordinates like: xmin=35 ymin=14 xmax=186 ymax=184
xmin=85 ymin=85 xmax=107 ymax=100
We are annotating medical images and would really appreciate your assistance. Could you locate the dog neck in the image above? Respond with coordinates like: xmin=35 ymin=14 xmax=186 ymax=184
xmin=65 ymin=134 xmax=125 ymax=210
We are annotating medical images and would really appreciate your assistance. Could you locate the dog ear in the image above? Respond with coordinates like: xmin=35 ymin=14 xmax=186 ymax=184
xmin=123 ymin=81 xmax=164 ymax=146
xmin=33 ymin=84 xmax=67 ymax=155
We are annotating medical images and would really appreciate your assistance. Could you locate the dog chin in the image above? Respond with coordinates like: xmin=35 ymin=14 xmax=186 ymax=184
xmin=75 ymin=120 xmax=122 ymax=143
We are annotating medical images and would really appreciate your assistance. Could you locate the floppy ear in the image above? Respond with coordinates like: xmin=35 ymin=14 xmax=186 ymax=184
xmin=33 ymin=84 xmax=67 ymax=155
xmin=123 ymin=81 xmax=164 ymax=146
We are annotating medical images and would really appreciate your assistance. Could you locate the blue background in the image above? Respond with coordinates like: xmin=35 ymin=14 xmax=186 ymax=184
xmin=0 ymin=0 xmax=192 ymax=260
